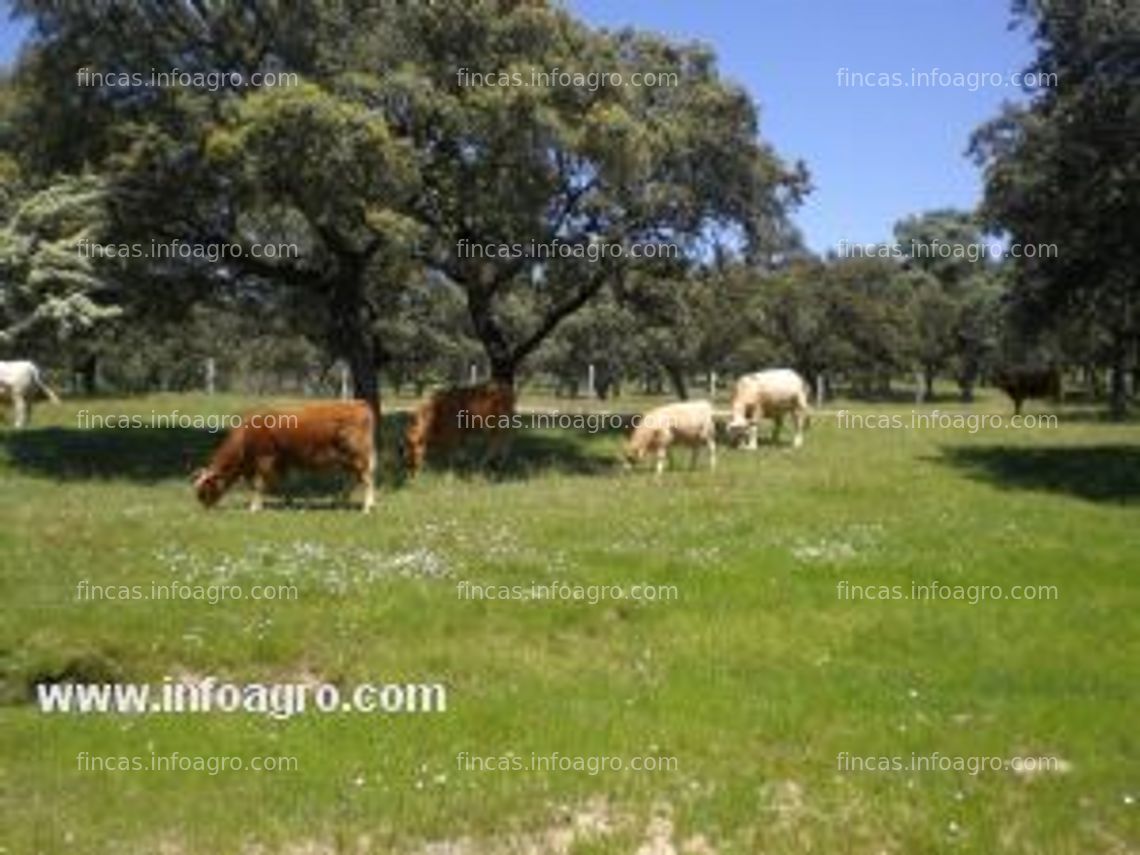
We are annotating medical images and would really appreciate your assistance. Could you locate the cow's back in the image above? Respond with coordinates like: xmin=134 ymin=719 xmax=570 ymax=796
xmin=737 ymin=369 xmax=808 ymax=413
xmin=243 ymin=401 xmax=373 ymax=467
xmin=994 ymin=365 xmax=1060 ymax=399
xmin=635 ymin=400 xmax=714 ymax=447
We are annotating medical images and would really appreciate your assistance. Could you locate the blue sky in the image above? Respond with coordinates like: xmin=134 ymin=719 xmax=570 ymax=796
xmin=0 ymin=1 xmax=1035 ymax=252
xmin=566 ymin=0 xmax=1036 ymax=252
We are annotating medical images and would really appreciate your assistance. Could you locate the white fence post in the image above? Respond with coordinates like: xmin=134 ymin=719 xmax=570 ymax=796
xmin=205 ymin=358 xmax=216 ymax=395
xmin=815 ymin=373 xmax=825 ymax=408
xmin=587 ymin=363 xmax=596 ymax=398
xmin=709 ymin=370 xmax=717 ymax=400
xmin=340 ymin=363 xmax=351 ymax=400
xmin=469 ymin=362 xmax=478 ymax=385
xmin=915 ymin=370 xmax=925 ymax=404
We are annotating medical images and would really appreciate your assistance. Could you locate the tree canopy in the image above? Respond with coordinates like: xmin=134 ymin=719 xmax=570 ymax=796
xmin=2 ymin=0 xmax=807 ymax=410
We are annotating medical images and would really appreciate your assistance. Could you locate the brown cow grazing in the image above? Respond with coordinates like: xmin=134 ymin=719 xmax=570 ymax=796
xmin=404 ymin=382 xmax=515 ymax=477
xmin=992 ymin=365 xmax=1062 ymax=415
xmin=193 ymin=401 xmax=376 ymax=512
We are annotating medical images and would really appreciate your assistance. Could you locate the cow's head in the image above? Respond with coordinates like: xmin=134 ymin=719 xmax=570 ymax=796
xmin=726 ymin=414 xmax=751 ymax=446
xmin=192 ymin=468 xmax=225 ymax=508
xmin=621 ymin=437 xmax=646 ymax=470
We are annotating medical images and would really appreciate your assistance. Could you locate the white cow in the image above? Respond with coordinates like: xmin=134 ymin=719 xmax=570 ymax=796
xmin=624 ymin=400 xmax=717 ymax=477
xmin=728 ymin=368 xmax=811 ymax=449
xmin=0 ymin=360 xmax=61 ymax=428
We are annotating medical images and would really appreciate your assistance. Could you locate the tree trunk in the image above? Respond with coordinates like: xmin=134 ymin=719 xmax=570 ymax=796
xmin=344 ymin=335 xmax=379 ymax=417
xmin=595 ymin=369 xmax=613 ymax=400
xmin=1083 ymin=364 xmax=1099 ymax=398
xmin=1109 ymin=335 xmax=1129 ymax=420
xmin=332 ymin=263 xmax=380 ymax=420
xmin=466 ymin=289 xmax=516 ymax=389
xmin=924 ymin=368 xmax=935 ymax=400
xmin=77 ymin=353 xmax=98 ymax=395
xmin=665 ymin=365 xmax=689 ymax=400
xmin=489 ymin=357 xmax=516 ymax=388
xmin=958 ymin=359 xmax=978 ymax=403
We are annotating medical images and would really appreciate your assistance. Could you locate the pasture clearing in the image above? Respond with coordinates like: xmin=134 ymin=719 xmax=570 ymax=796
xmin=1 ymin=393 xmax=1137 ymax=854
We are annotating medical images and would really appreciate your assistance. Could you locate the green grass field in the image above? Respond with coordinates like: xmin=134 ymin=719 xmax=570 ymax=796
xmin=1 ymin=392 xmax=1137 ymax=854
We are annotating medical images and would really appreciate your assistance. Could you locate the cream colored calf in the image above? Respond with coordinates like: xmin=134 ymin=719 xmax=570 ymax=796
xmin=624 ymin=400 xmax=717 ymax=477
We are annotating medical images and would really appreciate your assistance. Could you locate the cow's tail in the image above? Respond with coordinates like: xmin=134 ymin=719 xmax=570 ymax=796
xmin=33 ymin=368 xmax=61 ymax=404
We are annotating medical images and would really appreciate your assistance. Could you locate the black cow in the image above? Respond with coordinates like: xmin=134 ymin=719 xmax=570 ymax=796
xmin=992 ymin=365 xmax=1062 ymax=415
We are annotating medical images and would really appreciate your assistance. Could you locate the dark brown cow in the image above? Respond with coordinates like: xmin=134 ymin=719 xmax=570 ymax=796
xmin=193 ymin=401 xmax=375 ymax=511
xmin=404 ymin=382 xmax=515 ymax=477
xmin=992 ymin=365 xmax=1062 ymax=415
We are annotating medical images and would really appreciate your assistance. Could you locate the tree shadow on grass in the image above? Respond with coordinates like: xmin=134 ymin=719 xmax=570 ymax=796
xmin=1052 ymin=406 xmax=1139 ymax=425
xmin=400 ymin=428 xmax=621 ymax=486
xmin=0 ymin=417 xmax=621 ymax=487
xmin=0 ymin=427 xmax=218 ymax=482
xmin=933 ymin=444 xmax=1140 ymax=505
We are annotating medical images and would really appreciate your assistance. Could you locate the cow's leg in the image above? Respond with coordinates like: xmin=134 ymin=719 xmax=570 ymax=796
xmin=249 ymin=477 xmax=266 ymax=512
xmin=792 ymin=411 xmax=804 ymax=449
xmin=13 ymin=393 xmax=27 ymax=429
xmin=361 ymin=451 xmax=376 ymax=513
xmin=249 ymin=458 xmax=275 ymax=512
xmin=707 ymin=434 xmax=717 ymax=470
xmin=745 ymin=421 xmax=759 ymax=451
xmin=407 ymin=441 xmax=424 ymax=479
xmin=772 ymin=414 xmax=784 ymax=445
xmin=654 ymin=446 xmax=668 ymax=478
xmin=689 ymin=443 xmax=700 ymax=469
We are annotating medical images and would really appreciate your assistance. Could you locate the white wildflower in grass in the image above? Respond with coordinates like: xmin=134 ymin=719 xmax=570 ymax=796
xmin=154 ymin=539 xmax=453 ymax=597
xmin=681 ymin=545 xmax=723 ymax=568
xmin=384 ymin=547 xmax=449 ymax=579
xmin=788 ymin=523 xmax=884 ymax=565
xmin=790 ymin=540 xmax=857 ymax=564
